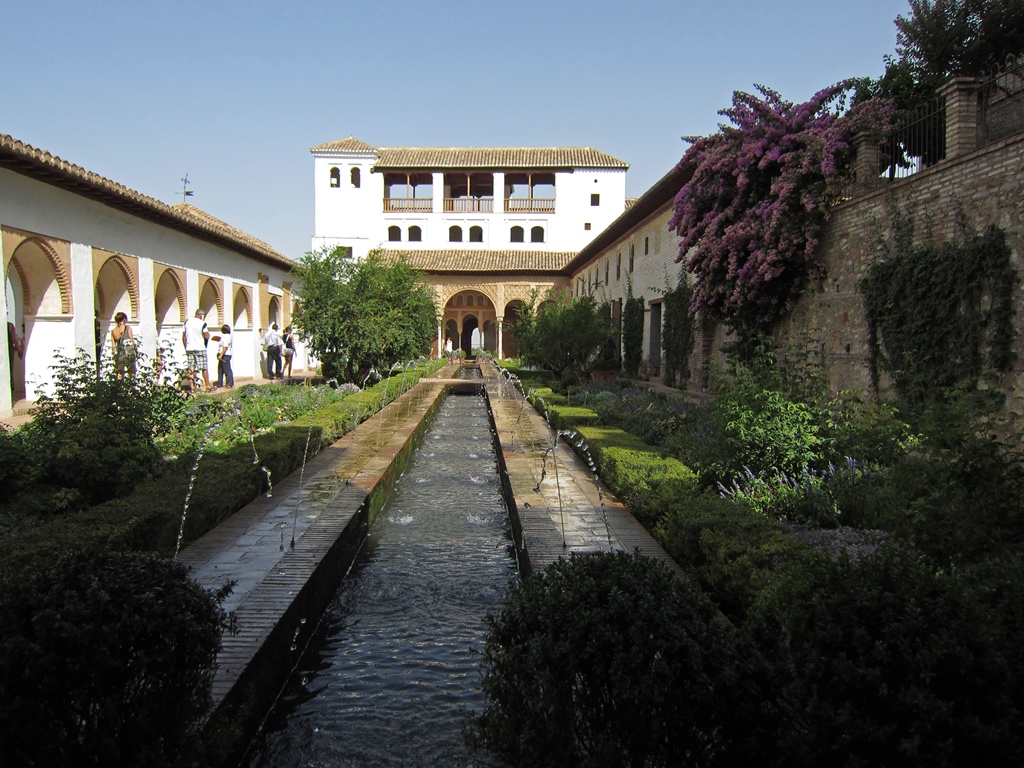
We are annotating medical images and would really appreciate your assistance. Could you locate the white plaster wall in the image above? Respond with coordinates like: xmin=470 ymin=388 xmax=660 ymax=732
xmin=574 ymin=203 xmax=686 ymax=373
xmin=311 ymin=151 xmax=380 ymax=259
xmin=1 ymin=168 xmax=297 ymax=413
xmin=311 ymin=156 xmax=628 ymax=257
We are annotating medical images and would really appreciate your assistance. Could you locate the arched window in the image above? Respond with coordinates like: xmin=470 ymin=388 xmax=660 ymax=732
xmin=329 ymin=167 xmax=340 ymax=187
xmin=388 ymin=225 xmax=401 ymax=242
xmin=510 ymin=226 xmax=524 ymax=243
xmin=449 ymin=225 xmax=463 ymax=242
xmin=469 ymin=225 xmax=483 ymax=242
xmin=408 ymin=225 xmax=422 ymax=242
xmin=531 ymin=226 xmax=545 ymax=243
xmin=350 ymin=167 xmax=361 ymax=188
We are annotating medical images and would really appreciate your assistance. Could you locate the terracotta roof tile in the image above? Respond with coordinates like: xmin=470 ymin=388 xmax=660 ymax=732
xmin=310 ymin=139 xmax=628 ymax=170
xmin=380 ymin=248 xmax=577 ymax=273
xmin=0 ymin=133 xmax=294 ymax=269
xmin=374 ymin=146 xmax=627 ymax=170
xmin=309 ymin=136 xmax=377 ymax=153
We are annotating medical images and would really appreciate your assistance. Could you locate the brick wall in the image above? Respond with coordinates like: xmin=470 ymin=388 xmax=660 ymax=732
xmin=771 ymin=131 xmax=1024 ymax=415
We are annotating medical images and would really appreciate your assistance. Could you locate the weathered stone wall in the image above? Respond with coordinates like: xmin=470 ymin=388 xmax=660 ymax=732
xmin=772 ymin=131 xmax=1024 ymax=416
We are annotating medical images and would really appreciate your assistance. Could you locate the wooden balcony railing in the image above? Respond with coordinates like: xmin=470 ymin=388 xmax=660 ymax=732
xmin=383 ymin=198 xmax=433 ymax=212
xmin=444 ymin=197 xmax=494 ymax=213
xmin=505 ymin=198 xmax=555 ymax=213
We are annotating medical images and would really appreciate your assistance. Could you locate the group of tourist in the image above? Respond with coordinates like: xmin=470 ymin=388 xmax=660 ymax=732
xmin=260 ymin=322 xmax=296 ymax=380
xmin=100 ymin=308 xmax=299 ymax=394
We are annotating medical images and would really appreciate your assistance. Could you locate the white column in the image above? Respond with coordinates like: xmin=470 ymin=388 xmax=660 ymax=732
xmin=432 ymin=172 xmax=444 ymax=214
xmin=137 ymin=257 xmax=156 ymax=361
xmin=0 ymin=229 xmax=10 ymax=417
xmin=497 ymin=318 xmax=503 ymax=359
xmin=493 ymin=171 xmax=505 ymax=220
xmin=70 ymin=242 xmax=96 ymax=355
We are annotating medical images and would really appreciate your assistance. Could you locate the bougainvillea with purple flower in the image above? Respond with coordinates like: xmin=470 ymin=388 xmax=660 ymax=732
xmin=668 ymin=82 xmax=893 ymax=335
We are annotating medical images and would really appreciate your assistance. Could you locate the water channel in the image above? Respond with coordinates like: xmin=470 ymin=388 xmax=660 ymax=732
xmin=246 ymin=389 xmax=517 ymax=767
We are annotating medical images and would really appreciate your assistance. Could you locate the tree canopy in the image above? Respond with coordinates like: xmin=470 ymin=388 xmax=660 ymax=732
xmin=292 ymin=247 xmax=438 ymax=383
xmin=870 ymin=0 xmax=1024 ymax=109
xmin=512 ymin=289 xmax=612 ymax=382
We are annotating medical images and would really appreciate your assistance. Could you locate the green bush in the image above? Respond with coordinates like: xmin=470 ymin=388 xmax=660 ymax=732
xmin=466 ymin=551 xmax=754 ymax=768
xmin=598 ymin=447 xmax=698 ymax=530
xmin=655 ymin=494 xmax=813 ymax=621
xmin=546 ymin=405 xmax=600 ymax=430
xmin=0 ymin=551 xmax=232 ymax=767
xmin=19 ymin=351 xmax=188 ymax=510
xmin=746 ymin=543 xmax=1023 ymax=766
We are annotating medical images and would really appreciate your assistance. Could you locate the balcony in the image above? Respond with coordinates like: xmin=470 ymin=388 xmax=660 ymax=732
xmin=444 ymin=197 xmax=494 ymax=213
xmin=383 ymin=198 xmax=433 ymax=212
xmin=505 ymin=198 xmax=555 ymax=213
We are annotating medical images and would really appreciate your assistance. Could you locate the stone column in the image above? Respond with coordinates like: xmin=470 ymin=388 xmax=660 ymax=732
xmin=939 ymin=76 xmax=981 ymax=160
xmin=496 ymin=317 xmax=503 ymax=359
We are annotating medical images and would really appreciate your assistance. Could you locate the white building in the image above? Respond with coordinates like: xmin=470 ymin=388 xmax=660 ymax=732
xmin=310 ymin=138 xmax=628 ymax=259
xmin=1 ymin=133 xmax=302 ymax=418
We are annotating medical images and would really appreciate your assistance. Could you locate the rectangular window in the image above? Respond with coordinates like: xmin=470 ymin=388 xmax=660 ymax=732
xmin=629 ymin=244 xmax=635 ymax=273
xmin=591 ymin=193 xmax=600 ymax=206
xmin=584 ymin=222 xmax=591 ymax=230
xmin=616 ymin=253 xmax=621 ymax=280
xmin=605 ymin=261 xmax=609 ymax=285
xmin=644 ymin=236 xmax=649 ymax=255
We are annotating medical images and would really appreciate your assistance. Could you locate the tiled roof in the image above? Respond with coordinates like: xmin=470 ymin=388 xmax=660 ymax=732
xmin=380 ymin=248 xmax=577 ymax=273
xmin=172 ymin=204 xmax=283 ymax=257
xmin=374 ymin=146 xmax=628 ymax=170
xmin=310 ymin=139 xmax=628 ymax=170
xmin=309 ymin=136 xmax=377 ymax=153
xmin=0 ymin=134 xmax=294 ymax=269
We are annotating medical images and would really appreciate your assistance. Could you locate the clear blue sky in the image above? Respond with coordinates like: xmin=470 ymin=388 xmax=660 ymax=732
xmin=4 ymin=0 xmax=910 ymax=260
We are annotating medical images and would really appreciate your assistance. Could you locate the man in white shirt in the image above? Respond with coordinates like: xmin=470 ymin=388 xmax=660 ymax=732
xmin=262 ymin=323 xmax=284 ymax=380
xmin=182 ymin=309 xmax=212 ymax=392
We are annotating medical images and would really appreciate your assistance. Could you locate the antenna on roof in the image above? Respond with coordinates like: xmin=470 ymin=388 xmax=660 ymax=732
xmin=180 ymin=173 xmax=194 ymax=204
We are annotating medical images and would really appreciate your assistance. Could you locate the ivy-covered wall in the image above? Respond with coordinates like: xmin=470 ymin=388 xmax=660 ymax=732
xmin=771 ymin=130 xmax=1024 ymax=413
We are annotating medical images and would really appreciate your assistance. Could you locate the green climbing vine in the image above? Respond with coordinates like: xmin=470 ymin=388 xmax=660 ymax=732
xmin=661 ymin=271 xmax=695 ymax=388
xmin=622 ymin=279 xmax=645 ymax=378
xmin=861 ymin=214 xmax=1016 ymax=405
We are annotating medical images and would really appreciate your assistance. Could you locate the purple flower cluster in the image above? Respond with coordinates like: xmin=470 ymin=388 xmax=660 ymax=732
xmin=668 ymin=83 xmax=894 ymax=330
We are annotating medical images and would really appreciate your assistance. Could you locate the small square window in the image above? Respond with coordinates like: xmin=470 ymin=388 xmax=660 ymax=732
xmin=584 ymin=222 xmax=591 ymax=231
xmin=591 ymin=193 xmax=600 ymax=206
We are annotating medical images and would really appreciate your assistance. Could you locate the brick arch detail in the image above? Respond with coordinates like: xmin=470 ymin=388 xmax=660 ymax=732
xmin=9 ymin=236 xmax=73 ymax=314
xmin=155 ymin=266 xmax=187 ymax=323
xmin=102 ymin=254 xmax=140 ymax=320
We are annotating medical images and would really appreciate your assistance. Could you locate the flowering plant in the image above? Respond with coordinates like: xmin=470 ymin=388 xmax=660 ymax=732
xmin=668 ymin=83 xmax=893 ymax=334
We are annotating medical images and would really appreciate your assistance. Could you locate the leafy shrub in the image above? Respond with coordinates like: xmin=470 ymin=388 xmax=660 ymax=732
xmin=0 ymin=551 xmax=232 ymax=767
xmin=546 ymin=405 xmax=600 ymax=430
xmin=597 ymin=447 xmax=698 ymax=530
xmin=467 ymin=551 xmax=754 ymax=768
xmin=746 ymin=543 xmax=1023 ymax=766
xmin=655 ymin=494 xmax=813 ymax=621
xmin=19 ymin=351 xmax=187 ymax=510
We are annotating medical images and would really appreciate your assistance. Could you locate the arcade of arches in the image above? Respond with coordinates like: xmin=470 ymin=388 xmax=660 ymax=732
xmin=435 ymin=278 xmax=566 ymax=359
xmin=3 ymin=225 xmax=290 ymax=404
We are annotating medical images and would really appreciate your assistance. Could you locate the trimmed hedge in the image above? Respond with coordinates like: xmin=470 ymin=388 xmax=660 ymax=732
xmin=546 ymin=405 xmax=600 ymax=431
xmin=0 ymin=362 xmax=446 ymax=586
xmin=575 ymin=424 xmax=698 ymax=531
